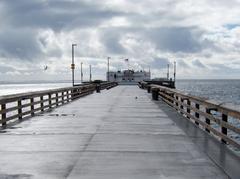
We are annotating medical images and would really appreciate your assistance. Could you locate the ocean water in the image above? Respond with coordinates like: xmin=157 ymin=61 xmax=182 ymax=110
xmin=0 ymin=80 xmax=239 ymax=105
xmin=176 ymin=79 xmax=240 ymax=151
xmin=176 ymin=79 xmax=240 ymax=106
xmin=0 ymin=82 xmax=71 ymax=96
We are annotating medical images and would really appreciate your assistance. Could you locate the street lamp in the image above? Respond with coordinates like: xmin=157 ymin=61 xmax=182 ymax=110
xmin=107 ymin=57 xmax=110 ymax=81
xmin=174 ymin=61 xmax=176 ymax=82
xmin=71 ymin=44 xmax=77 ymax=86
xmin=167 ymin=64 xmax=169 ymax=80
xmin=80 ymin=62 xmax=83 ymax=83
xmin=89 ymin=65 xmax=92 ymax=82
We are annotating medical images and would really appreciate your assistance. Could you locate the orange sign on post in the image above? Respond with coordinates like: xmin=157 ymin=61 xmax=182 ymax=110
xmin=71 ymin=64 xmax=75 ymax=69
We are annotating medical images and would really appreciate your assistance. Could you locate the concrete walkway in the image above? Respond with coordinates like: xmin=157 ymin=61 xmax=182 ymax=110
xmin=0 ymin=86 xmax=234 ymax=178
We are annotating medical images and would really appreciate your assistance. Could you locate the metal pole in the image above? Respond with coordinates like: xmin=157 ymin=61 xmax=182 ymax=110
xmin=107 ymin=57 xmax=110 ymax=81
xmin=71 ymin=44 xmax=77 ymax=86
xmin=81 ymin=62 xmax=83 ymax=83
xmin=89 ymin=65 xmax=92 ymax=82
xmin=167 ymin=64 xmax=169 ymax=80
xmin=174 ymin=61 xmax=176 ymax=82
xmin=72 ymin=45 xmax=74 ymax=86
xmin=221 ymin=114 xmax=228 ymax=144
xmin=149 ymin=66 xmax=151 ymax=79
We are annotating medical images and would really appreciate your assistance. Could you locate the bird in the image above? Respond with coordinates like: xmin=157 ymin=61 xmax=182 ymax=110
xmin=44 ymin=66 xmax=48 ymax=71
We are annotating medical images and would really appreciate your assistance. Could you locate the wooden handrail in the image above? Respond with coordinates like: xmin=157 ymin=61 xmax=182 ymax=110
xmin=148 ymin=84 xmax=240 ymax=150
xmin=0 ymin=82 xmax=118 ymax=127
xmin=0 ymin=84 xmax=93 ymax=104
xmin=151 ymin=84 xmax=240 ymax=119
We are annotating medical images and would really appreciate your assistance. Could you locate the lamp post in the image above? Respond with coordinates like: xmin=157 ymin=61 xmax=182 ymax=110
xmin=173 ymin=61 xmax=176 ymax=82
xmin=167 ymin=64 xmax=170 ymax=80
xmin=71 ymin=44 xmax=77 ymax=86
xmin=89 ymin=65 xmax=92 ymax=82
xmin=107 ymin=57 xmax=110 ymax=81
xmin=148 ymin=66 xmax=150 ymax=73
xmin=81 ymin=62 xmax=83 ymax=83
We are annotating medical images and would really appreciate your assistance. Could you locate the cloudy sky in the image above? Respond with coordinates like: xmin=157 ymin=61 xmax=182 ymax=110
xmin=0 ymin=0 xmax=240 ymax=81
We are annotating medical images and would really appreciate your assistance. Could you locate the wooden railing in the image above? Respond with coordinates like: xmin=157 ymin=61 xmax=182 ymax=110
xmin=0 ymin=82 xmax=117 ymax=127
xmin=99 ymin=82 xmax=118 ymax=90
xmin=148 ymin=85 xmax=240 ymax=150
xmin=138 ymin=80 xmax=175 ymax=89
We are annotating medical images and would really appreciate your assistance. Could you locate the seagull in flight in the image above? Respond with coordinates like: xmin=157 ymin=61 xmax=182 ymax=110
xmin=44 ymin=66 xmax=48 ymax=71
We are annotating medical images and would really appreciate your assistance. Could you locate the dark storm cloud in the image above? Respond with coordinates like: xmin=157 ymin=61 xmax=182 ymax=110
xmin=0 ymin=0 xmax=218 ymax=61
xmin=145 ymin=27 xmax=204 ymax=53
xmin=0 ymin=0 xmax=128 ymax=60
xmin=100 ymin=29 xmax=126 ymax=54
xmin=224 ymin=24 xmax=240 ymax=30
xmin=0 ymin=65 xmax=16 ymax=73
xmin=0 ymin=28 xmax=63 ymax=61
xmin=192 ymin=59 xmax=207 ymax=68
xmin=99 ymin=26 xmax=209 ymax=55
xmin=0 ymin=0 xmax=238 ymax=80
xmin=151 ymin=57 xmax=170 ymax=69
xmin=0 ymin=28 xmax=43 ymax=60
xmin=178 ymin=59 xmax=190 ymax=68
xmin=1 ymin=0 xmax=124 ymax=31
xmin=210 ymin=63 xmax=240 ymax=76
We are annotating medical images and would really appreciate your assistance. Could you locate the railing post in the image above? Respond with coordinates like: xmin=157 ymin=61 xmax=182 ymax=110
xmin=81 ymin=87 xmax=85 ymax=96
xmin=195 ymin=103 xmax=200 ymax=126
xmin=175 ymin=95 xmax=179 ymax=107
xmin=48 ymin=94 xmax=52 ymax=109
xmin=30 ymin=98 xmax=34 ymax=116
xmin=187 ymin=99 xmax=191 ymax=119
xmin=180 ymin=98 xmax=184 ymax=114
xmin=76 ymin=89 xmax=80 ymax=98
xmin=71 ymin=89 xmax=75 ymax=100
xmin=170 ymin=93 xmax=174 ymax=104
xmin=152 ymin=88 xmax=159 ymax=101
xmin=96 ymin=84 xmax=101 ymax=93
xmin=56 ymin=93 xmax=59 ymax=107
xmin=147 ymin=85 xmax=151 ymax=93
xmin=62 ymin=92 xmax=64 ymax=104
xmin=40 ymin=96 xmax=44 ymax=112
xmin=221 ymin=113 xmax=228 ymax=144
xmin=67 ymin=91 xmax=69 ymax=102
xmin=205 ymin=108 xmax=211 ymax=133
xmin=18 ymin=100 xmax=22 ymax=120
xmin=1 ymin=104 xmax=6 ymax=127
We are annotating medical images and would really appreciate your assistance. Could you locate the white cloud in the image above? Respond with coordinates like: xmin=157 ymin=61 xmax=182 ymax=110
xmin=0 ymin=0 xmax=240 ymax=81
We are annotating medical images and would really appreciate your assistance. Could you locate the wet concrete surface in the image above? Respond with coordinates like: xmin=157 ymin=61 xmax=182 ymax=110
xmin=0 ymin=86 xmax=238 ymax=178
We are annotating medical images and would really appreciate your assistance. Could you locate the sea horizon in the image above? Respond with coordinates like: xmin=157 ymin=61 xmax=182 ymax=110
xmin=0 ymin=79 xmax=239 ymax=106
xmin=1 ymin=78 xmax=240 ymax=84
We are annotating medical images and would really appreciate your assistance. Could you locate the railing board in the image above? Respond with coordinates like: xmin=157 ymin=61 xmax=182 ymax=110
xmin=0 ymin=83 xmax=117 ymax=126
xmin=149 ymin=84 xmax=240 ymax=150
xmin=153 ymin=84 xmax=240 ymax=120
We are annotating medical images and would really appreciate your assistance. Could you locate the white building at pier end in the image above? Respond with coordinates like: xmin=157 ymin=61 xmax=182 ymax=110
xmin=107 ymin=70 xmax=151 ymax=84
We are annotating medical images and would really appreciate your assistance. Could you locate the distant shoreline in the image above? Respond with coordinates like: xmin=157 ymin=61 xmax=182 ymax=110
xmin=0 ymin=81 xmax=72 ymax=85
xmin=0 ymin=79 xmax=240 ymax=85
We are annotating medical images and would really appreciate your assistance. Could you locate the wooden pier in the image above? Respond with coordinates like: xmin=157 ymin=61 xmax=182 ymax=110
xmin=0 ymin=84 xmax=239 ymax=178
